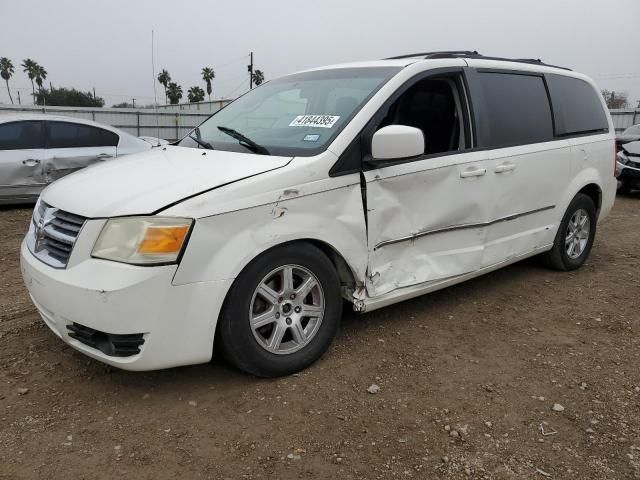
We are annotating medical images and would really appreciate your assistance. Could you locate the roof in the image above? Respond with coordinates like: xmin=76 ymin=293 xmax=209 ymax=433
xmin=383 ymin=51 xmax=571 ymax=70
xmin=300 ymin=51 xmax=575 ymax=77
xmin=0 ymin=113 xmax=140 ymax=139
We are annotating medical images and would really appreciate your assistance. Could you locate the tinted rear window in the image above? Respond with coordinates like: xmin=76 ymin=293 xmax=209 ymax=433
xmin=0 ymin=121 xmax=45 ymax=150
xmin=47 ymin=122 xmax=119 ymax=148
xmin=475 ymin=72 xmax=554 ymax=148
xmin=546 ymin=75 xmax=609 ymax=136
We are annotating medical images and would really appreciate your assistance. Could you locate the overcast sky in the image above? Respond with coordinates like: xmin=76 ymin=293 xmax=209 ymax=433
xmin=0 ymin=0 xmax=638 ymax=107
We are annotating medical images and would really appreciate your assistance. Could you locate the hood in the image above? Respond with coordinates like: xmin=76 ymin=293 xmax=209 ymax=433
xmin=42 ymin=146 xmax=292 ymax=217
xmin=622 ymin=140 xmax=640 ymax=156
xmin=616 ymin=134 xmax=640 ymax=143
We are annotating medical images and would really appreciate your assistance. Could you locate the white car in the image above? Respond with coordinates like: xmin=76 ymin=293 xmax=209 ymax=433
xmin=0 ymin=114 xmax=158 ymax=204
xmin=20 ymin=52 xmax=616 ymax=377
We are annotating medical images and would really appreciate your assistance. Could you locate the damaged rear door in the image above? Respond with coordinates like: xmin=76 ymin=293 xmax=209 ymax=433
xmin=0 ymin=120 xmax=47 ymax=202
xmin=44 ymin=121 xmax=118 ymax=183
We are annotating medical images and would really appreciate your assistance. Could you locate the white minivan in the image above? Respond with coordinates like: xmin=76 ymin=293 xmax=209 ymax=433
xmin=21 ymin=52 xmax=616 ymax=377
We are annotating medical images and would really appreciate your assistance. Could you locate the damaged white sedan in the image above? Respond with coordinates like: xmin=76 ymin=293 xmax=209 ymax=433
xmin=0 ymin=114 xmax=158 ymax=205
xmin=21 ymin=52 xmax=616 ymax=377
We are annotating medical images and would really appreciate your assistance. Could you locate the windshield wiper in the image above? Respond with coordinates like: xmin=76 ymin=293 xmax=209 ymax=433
xmin=217 ymin=126 xmax=270 ymax=155
xmin=188 ymin=127 xmax=214 ymax=150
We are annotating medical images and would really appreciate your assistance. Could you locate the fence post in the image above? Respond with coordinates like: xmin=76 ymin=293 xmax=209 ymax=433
xmin=92 ymin=110 xmax=95 ymax=121
xmin=137 ymin=111 xmax=141 ymax=136
xmin=633 ymin=109 xmax=638 ymax=126
xmin=175 ymin=113 xmax=179 ymax=141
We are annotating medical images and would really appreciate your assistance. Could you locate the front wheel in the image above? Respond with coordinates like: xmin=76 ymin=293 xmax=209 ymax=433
xmin=541 ymin=193 xmax=597 ymax=271
xmin=218 ymin=243 xmax=342 ymax=377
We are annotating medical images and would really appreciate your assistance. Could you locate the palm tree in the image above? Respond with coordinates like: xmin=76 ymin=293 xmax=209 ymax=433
xmin=157 ymin=69 xmax=171 ymax=105
xmin=187 ymin=86 xmax=205 ymax=103
xmin=201 ymin=67 xmax=215 ymax=102
xmin=166 ymin=82 xmax=183 ymax=105
xmin=0 ymin=57 xmax=15 ymax=104
xmin=34 ymin=64 xmax=47 ymax=103
xmin=252 ymin=69 xmax=265 ymax=86
xmin=21 ymin=58 xmax=37 ymax=103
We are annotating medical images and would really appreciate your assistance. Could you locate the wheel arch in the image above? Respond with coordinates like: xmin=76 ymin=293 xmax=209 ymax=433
xmin=226 ymin=238 xmax=361 ymax=302
xmin=557 ymin=169 xmax=605 ymax=224
xmin=577 ymin=183 xmax=602 ymax=217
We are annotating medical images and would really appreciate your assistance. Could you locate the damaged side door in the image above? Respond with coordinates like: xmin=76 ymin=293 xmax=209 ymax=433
xmin=360 ymin=68 xmax=495 ymax=297
xmin=364 ymin=149 xmax=493 ymax=297
xmin=0 ymin=120 xmax=47 ymax=202
xmin=44 ymin=121 xmax=118 ymax=183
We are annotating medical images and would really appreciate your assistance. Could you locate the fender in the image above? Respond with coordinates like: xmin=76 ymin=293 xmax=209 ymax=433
xmin=556 ymin=166 xmax=603 ymax=224
xmin=172 ymin=181 xmax=368 ymax=287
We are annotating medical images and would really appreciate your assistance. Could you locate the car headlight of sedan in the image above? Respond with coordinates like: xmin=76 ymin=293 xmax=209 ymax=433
xmin=92 ymin=217 xmax=193 ymax=265
xmin=617 ymin=151 xmax=629 ymax=165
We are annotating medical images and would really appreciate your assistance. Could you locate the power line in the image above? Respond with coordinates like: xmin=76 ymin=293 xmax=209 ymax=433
xmin=225 ymin=78 xmax=249 ymax=99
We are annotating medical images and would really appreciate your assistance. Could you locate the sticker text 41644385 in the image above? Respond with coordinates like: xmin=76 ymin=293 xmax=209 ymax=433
xmin=289 ymin=115 xmax=340 ymax=129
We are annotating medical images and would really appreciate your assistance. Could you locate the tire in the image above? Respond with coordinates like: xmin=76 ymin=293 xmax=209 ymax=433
xmin=218 ymin=242 xmax=342 ymax=377
xmin=541 ymin=193 xmax=597 ymax=271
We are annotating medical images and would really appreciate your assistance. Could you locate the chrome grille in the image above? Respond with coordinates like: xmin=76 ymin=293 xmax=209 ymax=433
xmin=27 ymin=201 xmax=86 ymax=268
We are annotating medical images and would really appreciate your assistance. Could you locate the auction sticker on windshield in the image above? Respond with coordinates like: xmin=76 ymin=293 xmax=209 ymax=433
xmin=289 ymin=115 xmax=340 ymax=128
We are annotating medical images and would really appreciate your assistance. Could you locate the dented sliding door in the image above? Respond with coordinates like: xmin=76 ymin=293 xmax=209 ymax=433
xmin=364 ymin=150 xmax=494 ymax=297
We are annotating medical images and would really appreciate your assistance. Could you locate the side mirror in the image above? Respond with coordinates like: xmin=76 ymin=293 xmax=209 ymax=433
xmin=371 ymin=125 xmax=424 ymax=162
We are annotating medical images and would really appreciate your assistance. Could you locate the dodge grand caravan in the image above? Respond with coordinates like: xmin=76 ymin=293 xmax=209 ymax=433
xmin=21 ymin=51 xmax=616 ymax=377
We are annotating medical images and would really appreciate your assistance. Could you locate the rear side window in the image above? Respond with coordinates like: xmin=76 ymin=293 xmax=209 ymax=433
xmin=475 ymin=72 xmax=554 ymax=148
xmin=0 ymin=121 xmax=45 ymax=150
xmin=546 ymin=75 xmax=609 ymax=136
xmin=47 ymin=122 xmax=119 ymax=148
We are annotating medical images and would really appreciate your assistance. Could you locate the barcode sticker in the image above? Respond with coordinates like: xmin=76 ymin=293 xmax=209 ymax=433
xmin=289 ymin=115 xmax=340 ymax=128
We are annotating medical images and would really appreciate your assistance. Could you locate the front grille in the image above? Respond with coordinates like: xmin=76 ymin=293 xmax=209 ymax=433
xmin=66 ymin=323 xmax=145 ymax=357
xmin=28 ymin=202 xmax=86 ymax=268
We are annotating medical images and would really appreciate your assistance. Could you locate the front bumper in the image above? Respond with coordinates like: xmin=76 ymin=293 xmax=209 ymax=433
xmin=20 ymin=239 xmax=233 ymax=371
xmin=616 ymin=161 xmax=640 ymax=187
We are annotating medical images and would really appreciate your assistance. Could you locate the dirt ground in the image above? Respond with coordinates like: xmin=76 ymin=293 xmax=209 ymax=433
xmin=1 ymin=194 xmax=639 ymax=480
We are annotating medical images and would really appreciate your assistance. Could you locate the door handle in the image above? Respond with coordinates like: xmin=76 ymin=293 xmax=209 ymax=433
xmin=96 ymin=153 xmax=112 ymax=159
xmin=495 ymin=162 xmax=516 ymax=173
xmin=460 ymin=166 xmax=486 ymax=178
xmin=22 ymin=158 xmax=41 ymax=166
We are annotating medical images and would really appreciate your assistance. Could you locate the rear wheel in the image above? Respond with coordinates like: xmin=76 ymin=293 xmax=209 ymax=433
xmin=541 ymin=193 xmax=596 ymax=271
xmin=218 ymin=243 xmax=342 ymax=377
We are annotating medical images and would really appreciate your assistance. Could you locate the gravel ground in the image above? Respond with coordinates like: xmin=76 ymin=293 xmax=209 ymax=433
xmin=1 ymin=194 xmax=639 ymax=480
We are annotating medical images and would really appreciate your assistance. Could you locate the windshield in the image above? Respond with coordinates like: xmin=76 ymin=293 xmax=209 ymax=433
xmin=623 ymin=124 xmax=640 ymax=136
xmin=177 ymin=67 xmax=400 ymax=156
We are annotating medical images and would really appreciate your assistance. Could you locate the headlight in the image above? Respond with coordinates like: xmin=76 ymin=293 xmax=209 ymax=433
xmin=92 ymin=217 xmax=193 ymax=265
xmin=617 ymin=151 xmax=629 ymax=165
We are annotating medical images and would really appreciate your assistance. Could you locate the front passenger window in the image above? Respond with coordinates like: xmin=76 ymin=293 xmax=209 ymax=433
xmin=379 ymin=77 xmax=466 ymax=155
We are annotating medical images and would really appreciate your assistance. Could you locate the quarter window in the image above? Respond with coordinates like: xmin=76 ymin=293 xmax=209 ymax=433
xmin=0 ymin=121 xmax=45 ymax=150
xmin=47 ymin=122 xmax=119 ymax=148
xmin=475 ymin=72 xmax=554 ymax=148
xmin=546 ymin=75 xmax=609 ymax=136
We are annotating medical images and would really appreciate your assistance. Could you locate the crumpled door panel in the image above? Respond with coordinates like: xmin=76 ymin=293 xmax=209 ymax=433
xmin=364 ymin=153 xmax=493 ymax=297
xmin=44 ymin=148 xmax=115 ymax=183
xmin=0 ymin=150 xmax=46 ymax=187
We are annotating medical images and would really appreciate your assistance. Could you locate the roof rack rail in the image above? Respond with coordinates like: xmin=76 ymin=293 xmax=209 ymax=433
xmin=384 ymin=51 xmax=571 ymax=71
xmin=386 ymin=50 xmax=478 ymax=60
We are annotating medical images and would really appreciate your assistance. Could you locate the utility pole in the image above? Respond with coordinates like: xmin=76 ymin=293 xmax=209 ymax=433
xmin=248 ymin=51 xmax=254 ymax=89
xmin=17 ymin=91 xmax=21 ymax=105
xmin=132 ymin=98 xmax=136 ymax=108
xmin=93 ymin=87 xmax=96 ymax=101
